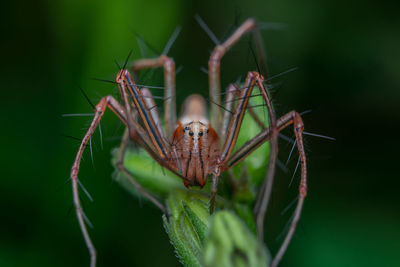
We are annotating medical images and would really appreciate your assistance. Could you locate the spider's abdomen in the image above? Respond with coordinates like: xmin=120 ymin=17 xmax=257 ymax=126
xmin=170 ymin=95 xmax=220 ymax=188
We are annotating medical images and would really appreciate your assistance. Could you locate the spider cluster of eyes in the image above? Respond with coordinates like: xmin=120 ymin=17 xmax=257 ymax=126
xmin=183 ymin=125 xmax=209 ymax=139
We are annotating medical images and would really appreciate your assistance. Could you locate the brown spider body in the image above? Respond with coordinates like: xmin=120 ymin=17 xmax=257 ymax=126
xmin=170 ymin=95 xmax=220 ymax=188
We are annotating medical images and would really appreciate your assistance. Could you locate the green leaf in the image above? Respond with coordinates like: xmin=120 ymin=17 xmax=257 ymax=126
xmin=111 ymin=148 xmax=184 ymax=199
xmin=163 ymin=189 xmax=210 ymax=267
xmin=202 ymin=210 xmax=270 ymax=267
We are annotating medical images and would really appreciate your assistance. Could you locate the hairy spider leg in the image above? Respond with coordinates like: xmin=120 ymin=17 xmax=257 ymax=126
xmin=132 ymin=55 xmax=176 ymax=136
xmin=208 ymin=71 xmax=264 ymax=211
xmin=207 ymin=18 xmax=262 ymax=133
xmin=70 ymin=96 xmax=126 ymax=267
xmin=226 ymin=110 xmax=307 ymax=267
xmin=116 ymin=70 xmax=169 ymax=159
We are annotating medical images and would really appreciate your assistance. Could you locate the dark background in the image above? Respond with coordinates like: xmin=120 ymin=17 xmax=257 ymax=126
xmin=1 ymin=0 xmax=399 ymax=266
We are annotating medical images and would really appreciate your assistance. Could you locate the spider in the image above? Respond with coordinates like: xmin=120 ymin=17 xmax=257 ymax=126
xmin=70 ymin=18 xmax=307 ymax=267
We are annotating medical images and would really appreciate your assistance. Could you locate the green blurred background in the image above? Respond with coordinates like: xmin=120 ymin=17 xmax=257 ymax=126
xmin=1 ymin=0 xmax=399 ymax=266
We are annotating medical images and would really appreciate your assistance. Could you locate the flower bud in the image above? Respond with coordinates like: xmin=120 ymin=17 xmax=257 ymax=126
xmin=202 ymin=210 xmax=270 ymax=267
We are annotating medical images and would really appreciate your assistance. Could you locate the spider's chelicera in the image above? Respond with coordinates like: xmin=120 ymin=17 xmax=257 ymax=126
xmin=70 ymin=18 xmax=307 ymax=267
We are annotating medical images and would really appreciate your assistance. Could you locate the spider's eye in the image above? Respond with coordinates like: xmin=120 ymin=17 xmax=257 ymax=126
xmin=189 ymin=131 xmax=194 ymax=136
xmin=184 ymin=126 xmax=190 ymax=131
xmin=206 ymin=129 xmax=209 ymax=133
xmin=198 ymin=131 xmax=203 ymax=136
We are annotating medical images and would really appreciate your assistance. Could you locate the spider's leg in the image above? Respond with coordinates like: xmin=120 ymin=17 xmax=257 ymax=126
xmin=227 ymin=111 xmax=303 ymax=168
xmin=225 ymin=111 xmax=307 ymax=267
xmin=140 ymin=88 xmax=166 ymax=141
xmin=116 ymin=128 xmax=167 ymax=213
xmin=141 ymin=87 xmax=186 ymax=173
xmin=117 ymin=70 xmax=184 ymax=179
xmin=220 ymin=84 xmax=238 ymax=138
xmin=117 ymin=70 xmax=169 ymax=159
xmin=253 ymin=78 xmax=278 ymax=240
xmin=219 ymin=74 xmax=280 ymax=239
xmin=209 ymin=173 xmax=219 ymax=214
xmin=220 ymin=72 xmax=260 ymax=162
xmin=131 ymin=55 xmax=176 ymax=136
xmin=207 ymin=18 xmax=259 ymax=133
xmin=210 ymin=72 xmax=260 ymax=212
xmin=70 ymin=96 xmax=126 ymax=267
xmin=271 ymin=114 xmax=306 ymax=267
xmin=132 ymin=26 xmax=180 ymax=136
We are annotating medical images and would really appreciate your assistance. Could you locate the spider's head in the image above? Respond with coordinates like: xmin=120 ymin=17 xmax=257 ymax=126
xmin=171 ymin=120 xmax=219 ymax=188
xmin=170 ymin=95 xmax=220 ymax=188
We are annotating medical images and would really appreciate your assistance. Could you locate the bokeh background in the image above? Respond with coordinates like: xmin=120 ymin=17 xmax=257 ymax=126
xmin=1 ymin=0 xmax=399 ymax=266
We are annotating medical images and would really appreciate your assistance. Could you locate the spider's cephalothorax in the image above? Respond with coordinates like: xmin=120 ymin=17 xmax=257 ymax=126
xmin=70 ymin=18 xmax=308 ymax=267
xmin=170 ymin=95 xmax=220 ymax=188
